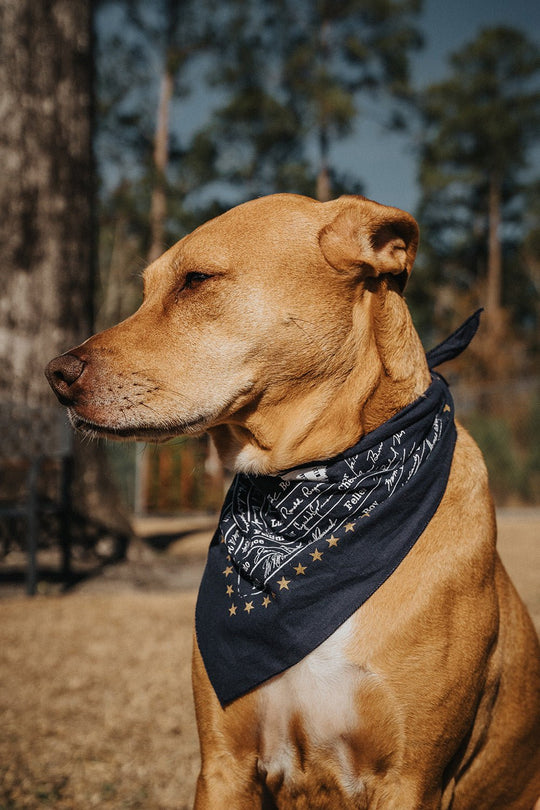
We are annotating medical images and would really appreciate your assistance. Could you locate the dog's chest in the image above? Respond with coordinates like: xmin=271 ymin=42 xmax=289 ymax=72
xmin=255 ymin=618 xmax=377 ymax=803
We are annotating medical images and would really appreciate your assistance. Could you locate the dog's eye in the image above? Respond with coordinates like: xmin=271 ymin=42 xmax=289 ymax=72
xmin=183 ymin=272 xmax=212 ymax=290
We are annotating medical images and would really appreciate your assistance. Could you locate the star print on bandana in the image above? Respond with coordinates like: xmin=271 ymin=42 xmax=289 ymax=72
xmin=196 ymin=311 xmax=483 ymax=706
xmin=326 ymin=536 xmax=339 ymax=547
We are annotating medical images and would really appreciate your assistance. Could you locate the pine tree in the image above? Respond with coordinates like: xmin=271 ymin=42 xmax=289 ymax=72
xmin=96 ymin=0 xmax=217 ymax=265
xmin=417 ymin=27 xmax=540 ymax=369
xmin=205 ymin=0 xmax=423 ymax=202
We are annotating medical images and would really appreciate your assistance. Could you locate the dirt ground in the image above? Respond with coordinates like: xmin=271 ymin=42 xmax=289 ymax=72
xmin=1 ymin=510 xmax=538 ymax=810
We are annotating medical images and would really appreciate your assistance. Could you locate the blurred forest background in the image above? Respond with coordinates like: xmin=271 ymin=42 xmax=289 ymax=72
xmin=1 ymin=0 xmax=540 ymax=559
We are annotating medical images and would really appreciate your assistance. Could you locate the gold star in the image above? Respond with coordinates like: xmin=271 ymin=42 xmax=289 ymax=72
xmin=294 ymin=563 xmax=307 ymax=575
xmin=244 ymin=601 xmax=254 ymax=614
xmin=443 ymin=404 xmax=451 ymax=413
xmin=262 ymin=595 xmax=271 ymax=608
xmin=326 ymin=535 xmax=339 ymax=547
xmin=361 ymin=511 xmax=370 ymax=519
xmin=310 ymin=549 xmax=323 ymax=561
xmin=277 ymin=576 xmax=291 ymax=590
xmin=223 ymin=566 xmax=233 ymax=577
xmin=345 ymin=522 xmax=355 ymax=532
xmin=229 ymin=604 xmax=237 ymax=616
xmin=220 ymin=535 xmax=226 ymax=544
xmin=226 ymin=585 xmax=234 ymax=597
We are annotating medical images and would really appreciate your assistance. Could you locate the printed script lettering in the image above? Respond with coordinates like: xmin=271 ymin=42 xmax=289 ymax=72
xmin=220 ymin=400 xmax=449 ymax=596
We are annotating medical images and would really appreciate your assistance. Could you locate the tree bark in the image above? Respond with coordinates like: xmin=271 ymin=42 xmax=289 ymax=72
xmin=0 ymin=0 xmax=95 ymax=405
xmin=0 ymin=0 xmax=131 ymax=550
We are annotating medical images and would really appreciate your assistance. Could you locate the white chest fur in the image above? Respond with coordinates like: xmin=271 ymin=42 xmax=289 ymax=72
xmin=256 ymin=617 xmax=374 ymax=799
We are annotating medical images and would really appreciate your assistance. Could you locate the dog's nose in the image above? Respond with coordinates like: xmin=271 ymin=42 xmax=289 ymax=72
xmin=45 ymin=353 xmax=86 ymax=405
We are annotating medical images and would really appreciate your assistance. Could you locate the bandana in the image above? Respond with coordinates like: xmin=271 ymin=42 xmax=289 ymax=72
xmin=195 ymin=311 xmax=481 ymax=705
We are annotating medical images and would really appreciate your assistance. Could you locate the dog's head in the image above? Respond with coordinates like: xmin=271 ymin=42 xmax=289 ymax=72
xmin=46 ymin=194 xmax=428 ymax=472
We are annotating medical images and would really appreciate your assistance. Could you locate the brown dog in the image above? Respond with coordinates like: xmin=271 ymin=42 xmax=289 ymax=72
xmin=46 ymin=194 xmax=540 ymax=809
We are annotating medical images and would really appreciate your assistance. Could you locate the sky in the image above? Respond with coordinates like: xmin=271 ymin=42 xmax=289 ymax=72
xmin=336 ymin=0 xmax=540 ymax=214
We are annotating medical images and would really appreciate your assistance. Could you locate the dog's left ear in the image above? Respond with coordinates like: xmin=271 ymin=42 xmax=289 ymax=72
xmin=318 ymin=196 xmax=419 ymax=291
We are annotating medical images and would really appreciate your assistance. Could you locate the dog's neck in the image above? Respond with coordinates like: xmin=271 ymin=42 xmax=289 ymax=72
xmin=210 ymin=283 xmax=431 ymax=475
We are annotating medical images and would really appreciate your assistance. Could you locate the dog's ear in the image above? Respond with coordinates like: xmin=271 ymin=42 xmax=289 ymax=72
xmin=318 ymin=197 xmax=419 ymax=290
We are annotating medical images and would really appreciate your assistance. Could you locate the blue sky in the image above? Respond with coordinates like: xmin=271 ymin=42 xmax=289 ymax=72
xmin=341 ymin=0 xmax=540 ymax=213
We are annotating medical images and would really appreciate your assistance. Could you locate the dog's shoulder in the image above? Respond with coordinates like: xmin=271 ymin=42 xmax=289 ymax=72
xmin=445 ymin=424 xmax=494 ymax=534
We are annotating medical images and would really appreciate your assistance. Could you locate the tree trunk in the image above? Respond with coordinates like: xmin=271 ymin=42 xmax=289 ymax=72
xmin=316 ymin=123 xmax=332 ymax=201
xmin=147 ymin=68 xmax=174 ymax=264
xmin=0 ymin=0 xmax=95 ymax=402
xmin=315 ymin=19 xmax=333 ymax=203
xmin=135 ymin=64 xmax=174 ymax=514
xmin=0 ymin=0 xmax=131 ymax=556
xmin=485 ymin=172 xmax=504 ymax=347
xmin=316 ymin=162 xmax=333 ymax=202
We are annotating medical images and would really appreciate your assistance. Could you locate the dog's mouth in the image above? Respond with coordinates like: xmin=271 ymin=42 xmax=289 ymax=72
xmin=68 ymin=410 xmax=209 ymax=442
xmin=65 ymin=378 xmax=257 ymax=444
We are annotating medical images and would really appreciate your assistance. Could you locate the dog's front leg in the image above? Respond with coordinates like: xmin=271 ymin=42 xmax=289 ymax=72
xmin=194 ymin=764 xmax=266 ymax=810
xmin=193 ymin=725 xmax=266 ymax=810
xmin=192 ymin=640 xmax=265 ymax=809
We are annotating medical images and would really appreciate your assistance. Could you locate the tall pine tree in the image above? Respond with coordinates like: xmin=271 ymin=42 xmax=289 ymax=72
xmin=203 ymin=0 xmax=423 ymax=202
xmin=417 ymin=27 xmax=540 ymax=372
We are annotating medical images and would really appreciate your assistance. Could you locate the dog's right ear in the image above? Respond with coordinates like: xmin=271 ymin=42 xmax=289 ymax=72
xmin=318 ymin=197 xmax=419 ymax=291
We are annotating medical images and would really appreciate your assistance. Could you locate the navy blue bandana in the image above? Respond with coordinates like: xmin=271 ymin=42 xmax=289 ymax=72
xmin=195 ymin=311 xmax=481 ymax=705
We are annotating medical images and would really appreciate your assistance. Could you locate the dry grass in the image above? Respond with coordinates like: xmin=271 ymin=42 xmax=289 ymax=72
xmin=1 ymin=510 xmax=538 ymax=810
xmin=0 ymin=593 xmax=200 ymax=810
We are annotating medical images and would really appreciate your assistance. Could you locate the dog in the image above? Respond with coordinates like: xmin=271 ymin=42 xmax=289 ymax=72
xmin=46 ymin=193 xmax=540 ymax=809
